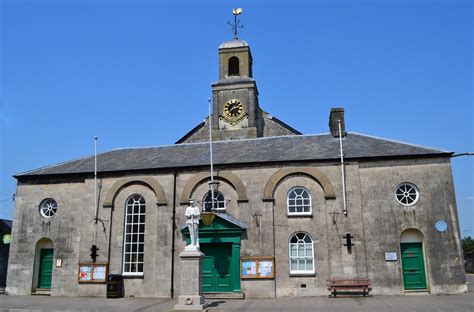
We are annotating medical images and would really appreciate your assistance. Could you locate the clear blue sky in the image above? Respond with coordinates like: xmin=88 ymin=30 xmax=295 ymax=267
xmin=1 ymin=0 xmax=472 ymax=235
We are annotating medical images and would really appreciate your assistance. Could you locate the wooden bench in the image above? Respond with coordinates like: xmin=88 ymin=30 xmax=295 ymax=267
xmin=327 ymin=278 xmax=372 ymax=297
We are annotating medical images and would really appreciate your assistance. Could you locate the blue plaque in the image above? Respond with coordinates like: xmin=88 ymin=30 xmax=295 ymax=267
xmin=435 ymin=220 xmax=448 ymax=232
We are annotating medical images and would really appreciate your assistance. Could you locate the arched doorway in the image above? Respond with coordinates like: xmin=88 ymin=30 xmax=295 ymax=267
xmin=181 ymin=215 xmax=246 ymax=294
xmin=34 ymin=238 xmax=54 ymax=290
xmin=400 ymin=229 xmax=427 ymax=290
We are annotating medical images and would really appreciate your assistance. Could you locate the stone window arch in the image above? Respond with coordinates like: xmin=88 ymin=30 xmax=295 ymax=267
xmin=180 ymin=171 xmax=248 ymax=204
xmin=263 ymin=167 xmax=335 ymax=202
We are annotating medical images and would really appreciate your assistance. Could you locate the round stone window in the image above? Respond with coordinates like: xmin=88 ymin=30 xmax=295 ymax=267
xmin=39 ymin=198 xmax=58 ymax=218
xmin=395 ymin=183 xmax=419 ymax=206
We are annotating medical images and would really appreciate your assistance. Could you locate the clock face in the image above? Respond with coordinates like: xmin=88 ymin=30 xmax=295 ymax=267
xmin=223 ymin=99 xmax=245 ymax=120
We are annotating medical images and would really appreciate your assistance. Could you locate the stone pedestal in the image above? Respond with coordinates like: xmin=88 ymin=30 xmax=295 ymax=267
xmin=172 ymin=248 xmax=209 ymax=311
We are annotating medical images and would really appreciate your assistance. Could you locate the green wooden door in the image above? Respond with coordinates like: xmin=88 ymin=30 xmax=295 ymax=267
xmin=401 ymin=243 xmax=427 ymax=290
xmin=38 ymin=248 xmax=54 ymax=288
xmin=201 ymin=244 xmax=232 ymax=292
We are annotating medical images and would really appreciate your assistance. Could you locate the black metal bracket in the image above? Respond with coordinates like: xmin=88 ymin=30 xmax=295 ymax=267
xmin=343 ymin=233 xmax=354 ymax=254
xmin=90 ymin=245 xmax=99 ymax=263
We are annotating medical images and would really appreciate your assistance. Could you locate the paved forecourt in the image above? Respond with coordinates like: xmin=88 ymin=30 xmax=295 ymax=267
xmin=0 ymin=292 xmax=473 ymax=312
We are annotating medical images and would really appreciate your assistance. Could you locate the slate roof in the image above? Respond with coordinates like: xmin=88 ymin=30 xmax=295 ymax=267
xmin=15 ymin=133 xmax=451 ymax=178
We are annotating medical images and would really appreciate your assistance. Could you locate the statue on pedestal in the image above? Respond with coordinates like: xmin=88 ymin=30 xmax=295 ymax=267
xmin=185 ymin=199 xmax=201 ymax=250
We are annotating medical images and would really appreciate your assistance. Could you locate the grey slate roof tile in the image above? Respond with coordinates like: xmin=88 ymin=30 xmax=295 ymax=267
xmin=15 ymin=133 xmax=450 ymax=177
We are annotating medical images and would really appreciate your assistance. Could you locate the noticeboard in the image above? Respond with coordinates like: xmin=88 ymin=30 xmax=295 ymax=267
xmin=240 ymin=257 xmax=275 ymax=279
xmin=78 ymin=262 xmax=108 ymax=283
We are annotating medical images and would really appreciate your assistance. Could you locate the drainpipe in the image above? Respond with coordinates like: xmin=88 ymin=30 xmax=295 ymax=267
xmin=170 ymin=171 xmax=177 ymax=298
xmin=107 ymin=195 xmax=113 ymax=274
xmin=272 ymin=201 xmax=277 ymax=298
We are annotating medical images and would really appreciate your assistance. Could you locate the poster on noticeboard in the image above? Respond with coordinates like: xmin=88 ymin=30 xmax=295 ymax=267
xmin=78 ymin=263 xmax=108 ymax=283
xmin=240 ymin=257 xmax=274 ymax=279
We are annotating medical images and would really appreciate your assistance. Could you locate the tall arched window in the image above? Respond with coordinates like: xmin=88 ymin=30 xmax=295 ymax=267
xmin=203 ymin=191 xmax=226 ymax=211
xmin=289 ymin=232 xmax=314 ymax=274
xmin=228 ymin=56 xmax=240 ymax=76
xmin=287 ymin=187 xmax=312 ymax=215
xmin=123 ymin=194 xmax=146 ymax=276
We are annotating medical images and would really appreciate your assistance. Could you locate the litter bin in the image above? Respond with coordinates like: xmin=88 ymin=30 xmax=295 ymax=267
xmin=106 ymin=274 xmax=123 ymax=298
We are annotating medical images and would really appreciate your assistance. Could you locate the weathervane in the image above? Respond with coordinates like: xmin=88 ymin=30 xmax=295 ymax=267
xmin=228 ymin=8 xmax=244 ymax=40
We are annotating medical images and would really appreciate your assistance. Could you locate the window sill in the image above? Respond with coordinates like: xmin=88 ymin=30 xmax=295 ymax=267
xmin=122 ymin=273 xmax=144 ymax=279
xmin=289 ymin=272 xmax=316 ymax=277
xmin=287 ymin=213 xmax=313 ymax=218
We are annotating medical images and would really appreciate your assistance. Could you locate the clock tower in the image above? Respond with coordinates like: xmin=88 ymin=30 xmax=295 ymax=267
xmin=211 ymin=40 xmax=262 ymax=140
xmin=176 ymin=39 xmax=301 ymax=144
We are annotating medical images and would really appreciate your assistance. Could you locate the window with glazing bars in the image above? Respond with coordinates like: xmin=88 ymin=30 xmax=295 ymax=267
xmin=203 ymin=191 xmax=226 ymax=211
xmin=289 ymin=232 xmax=314 ymax=274
xmin=287 ymin=187 xmax=312 ymax=215
xmin=123 ymin=194 xmax=145 ymax=275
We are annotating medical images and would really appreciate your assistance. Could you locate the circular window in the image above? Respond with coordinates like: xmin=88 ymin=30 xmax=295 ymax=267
xmin=39 ymin=198 xmax=58 ymax=218
xmin=395 ymin=183 xmax=419 ymax=206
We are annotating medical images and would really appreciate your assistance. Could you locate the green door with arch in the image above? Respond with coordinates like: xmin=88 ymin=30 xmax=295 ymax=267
xmin=38 ymin=248 xmax=54 ymax=288
xmin=401 ymin=242 xmax=427 ymax=290
xmin=181 ymin=215 xmax=246 ymax=293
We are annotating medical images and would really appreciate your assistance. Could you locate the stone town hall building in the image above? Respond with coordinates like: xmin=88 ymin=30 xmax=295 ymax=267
xmin=6 ymin=38 xmax=467 ymax=298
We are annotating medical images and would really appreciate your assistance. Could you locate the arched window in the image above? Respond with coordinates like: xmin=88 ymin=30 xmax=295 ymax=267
xmin=123 ymin=194 xmax=145 ymax=276
xmin=228 ymin=56 xmax=240 ymax=76
xmin=289 ymin=232 xmax=314 ymax=274
xmin=203 ymin=191 xmax=226 ymax=211
xmin=287 ymin=187 xmax=312 ymax=215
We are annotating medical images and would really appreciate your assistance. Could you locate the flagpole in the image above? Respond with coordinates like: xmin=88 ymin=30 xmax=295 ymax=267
xmin=338 ymin=121 xmax=347 ymax=216
xmin=94 ymin=136 xmax=98 ymax=223
xmin=208 ymin=98 xmax=215 ymax=211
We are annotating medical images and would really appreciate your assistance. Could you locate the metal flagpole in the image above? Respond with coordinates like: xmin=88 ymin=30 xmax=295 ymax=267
xmin=338 ymin=121 xmax=347 ymax=216
xmin=94 ymin=136 xmax=98 ymax=223
xmin=208 ymin=98 xmax=215 ymax=211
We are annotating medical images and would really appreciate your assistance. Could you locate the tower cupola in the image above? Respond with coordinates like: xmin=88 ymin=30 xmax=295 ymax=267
xmin=218 ymin=40 xmax=253 ymax=79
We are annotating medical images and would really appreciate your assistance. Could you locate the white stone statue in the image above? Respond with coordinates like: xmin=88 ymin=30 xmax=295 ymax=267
xmin=185 ymin=199 xmax=201 ymax=250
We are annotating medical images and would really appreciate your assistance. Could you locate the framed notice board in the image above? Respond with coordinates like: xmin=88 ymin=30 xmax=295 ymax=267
xmin=78 ymin=262 xmax=108 ymax=283
xmin=240 ymin=257 xmax=275 ymax=279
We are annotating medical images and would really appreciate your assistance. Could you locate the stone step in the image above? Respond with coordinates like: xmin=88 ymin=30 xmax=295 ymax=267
xmin=204 ymin=291 xmax=244 ymax=299
xmin=31 ymin=289 xmax=51 ymax=296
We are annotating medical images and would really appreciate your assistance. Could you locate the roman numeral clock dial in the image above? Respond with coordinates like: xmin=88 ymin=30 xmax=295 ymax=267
xmin=221 ymin=99 xmax=247 ymax=125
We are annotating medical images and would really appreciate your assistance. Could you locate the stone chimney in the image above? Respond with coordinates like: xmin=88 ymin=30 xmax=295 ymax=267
xmin=329 ymin=108 xmax=346 ymax=137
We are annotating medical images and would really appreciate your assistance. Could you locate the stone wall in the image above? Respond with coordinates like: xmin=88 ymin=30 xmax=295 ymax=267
xmin=7 ymin=157 xmax=466 ymax=297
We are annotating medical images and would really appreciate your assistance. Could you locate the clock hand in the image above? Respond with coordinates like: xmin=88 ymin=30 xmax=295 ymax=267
xmin=229 ymin=105 xmax=239 ymax=113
